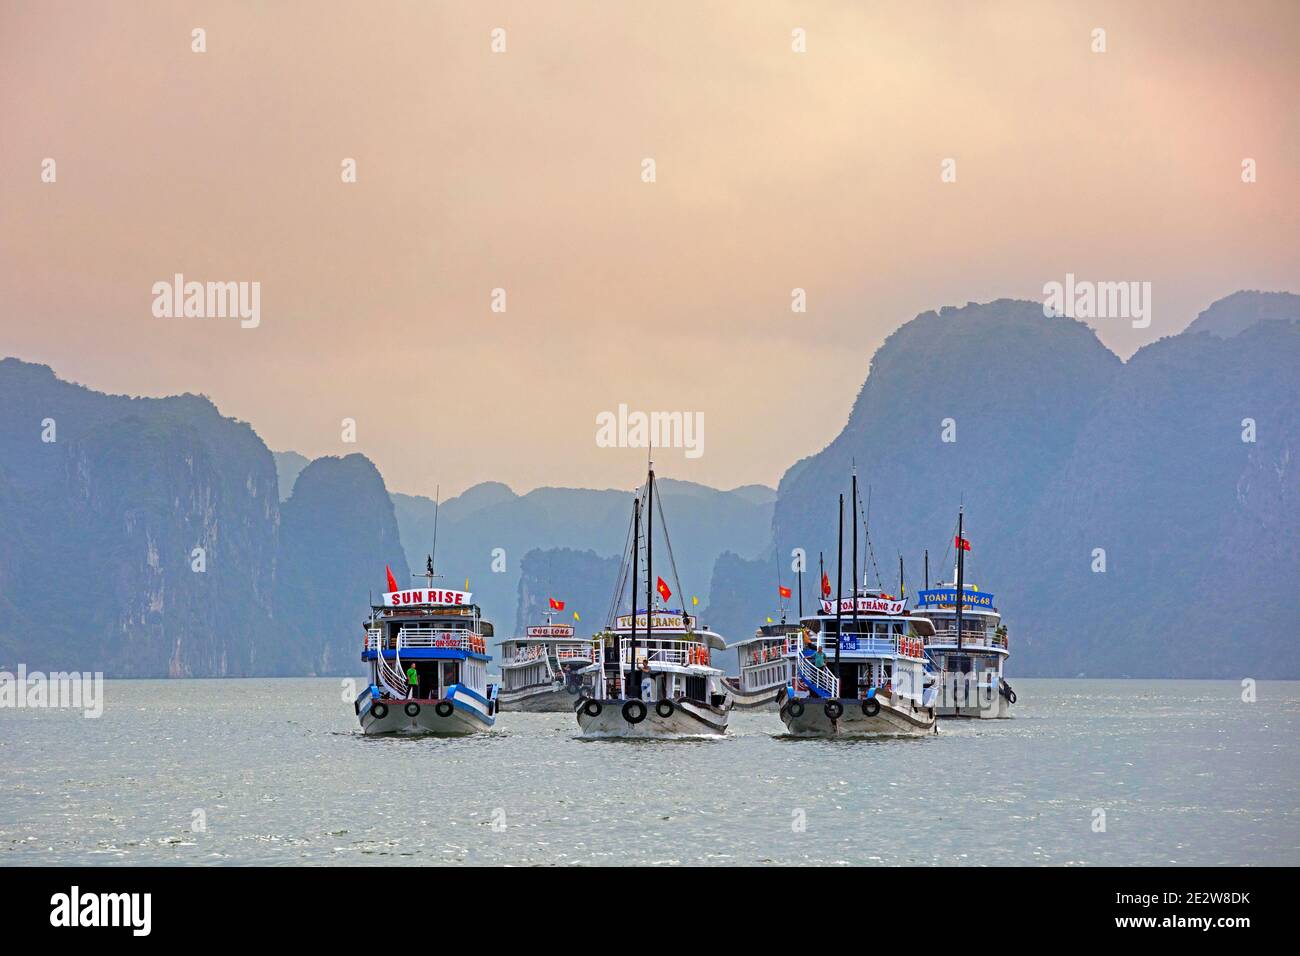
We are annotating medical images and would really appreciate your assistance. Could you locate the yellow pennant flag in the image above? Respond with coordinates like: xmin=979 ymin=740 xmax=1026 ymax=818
xmin=766 ymin=616 xmax=773 ymax=623
xmin=691 ymin=595 xmax=699 ymax=606
xmin=465 ymin=578 xmax=470 ymax=590
xmin=573 ymin=611 xmax=580 ymax=622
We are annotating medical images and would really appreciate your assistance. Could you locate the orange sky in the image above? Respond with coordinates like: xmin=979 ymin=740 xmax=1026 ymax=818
xmin=2 ymin=1 xmax=1296 ymax=497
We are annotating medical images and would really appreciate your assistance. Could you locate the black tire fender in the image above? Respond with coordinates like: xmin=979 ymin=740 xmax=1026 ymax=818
xmin=824 ymin=700 xmax=844 ymax=720
xmin=788 ymin=699 xmax=805 ymax=719
xmin=622 ymin=699 xmax=648 ymax=724
xmin=863 ymin=698 xmax=881 ymax=718
xmin=371 ymin=702 xmax=388 ymax=721
xmin=582 ymin=699 xmax=603 ymax=718
xmin=655 ymin=699 xmax=675 ymax=719
xmin=404 ymin=701 xmax=420 ymax=718
xmin=435 ymin=700 xmax=454 ymax=718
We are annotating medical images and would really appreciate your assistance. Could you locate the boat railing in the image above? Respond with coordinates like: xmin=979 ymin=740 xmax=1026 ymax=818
xmin=556 ymin=642 xmax=597 ymax=663
xmin=794 ymin=653 xmax=839 ymax=698
xmin=360 ymin=626 xmax=487 ymax=654
xmin=790 ymin=634 xmax=926 ymax=658
xmin=618 ymin=637 xmax=710 ymax=667
xmin=927 ymin=628 xmax=1007 ymax=650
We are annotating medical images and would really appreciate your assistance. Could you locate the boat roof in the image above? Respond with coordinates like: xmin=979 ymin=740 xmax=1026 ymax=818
xmin=729 ymin=621 xmax=803 ymax=648
xmin=496 ymin=634 xmax=585 ymax=646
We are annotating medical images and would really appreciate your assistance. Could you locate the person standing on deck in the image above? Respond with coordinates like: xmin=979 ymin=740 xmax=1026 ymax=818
xmin=406 ymin=663 xmax=420 ymax=699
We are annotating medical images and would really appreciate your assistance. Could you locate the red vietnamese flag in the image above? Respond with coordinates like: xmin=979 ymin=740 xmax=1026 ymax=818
xmin=955 ymin=535 xmax=971 ymax=552
xmin=385 ymin=565 xmax=399 ymax=593
xmin=821 ymin=572 xmax=831 ymax=597
xmin=778 ymin=585 xmax=792 ymax=599
xmin=656 ymin=576 xmax=672 ymax=602
xmin=549 ymin=597 xmax=565 ymax=611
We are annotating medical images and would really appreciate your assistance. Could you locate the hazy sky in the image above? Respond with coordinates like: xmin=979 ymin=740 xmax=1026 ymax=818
xmin=2 ymin=1 xmax=1297 ymax=498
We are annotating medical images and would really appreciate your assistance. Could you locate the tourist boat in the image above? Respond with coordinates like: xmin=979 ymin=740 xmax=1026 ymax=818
xmin=916 ymin=508 xmax=1015 ymax=718
xmin=573 ymin=465 xmax=732 ymax=738
xmin=496 ymin=614 xmax=598 ymax=712
xmin=777 ymin=476 xmax=938 ymax=737
xmin=354 ymin=563 xmax=497 ymax=735
xmin=724 ymin=618 xmax=799 ymax=711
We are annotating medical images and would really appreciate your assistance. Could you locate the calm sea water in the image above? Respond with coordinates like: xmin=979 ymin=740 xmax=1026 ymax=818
xmin=1 ymin=678 xmax=1296 ymax=866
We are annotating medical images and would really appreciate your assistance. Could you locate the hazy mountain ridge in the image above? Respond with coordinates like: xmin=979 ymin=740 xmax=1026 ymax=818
xmin=0 ymin=360 xmax=407 ymax=676
xmin=702 ymin=293 xmax=1300 ymax=678
xmin=391 ymin=477 xmax=775 ymax=638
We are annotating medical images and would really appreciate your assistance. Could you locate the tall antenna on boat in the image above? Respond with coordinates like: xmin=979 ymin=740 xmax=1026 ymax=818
xmin=924 ymin=549 xmax=929 ymax=591
xmin=415 ymin=486 xmax=444 ymax=589
xmin=834 ymin=494 xmax=844 ymax=679
xmin=899 ymin=554 xmax=905 ymax=603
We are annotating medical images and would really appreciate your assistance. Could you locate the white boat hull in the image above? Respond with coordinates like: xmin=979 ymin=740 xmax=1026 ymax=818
xmin=722 ymin=681 xmax=783 ymax=712
xmin=778 ymin=695 xmax=937 ymax=737
xmin=497 ymin=683 xmax=584 ymax=713
xmin=935 ymin=678 xmax=1015 ymax=719
xmin=574 ymin=697 xmax=730 ymax=738
xmin=358 ymin=692 xmax=494 ymax=736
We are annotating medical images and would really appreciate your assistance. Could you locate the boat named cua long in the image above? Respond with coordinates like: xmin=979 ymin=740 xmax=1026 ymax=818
xmin=573 ymin=465 xmax=732 ymax=738
xmin=354 ymin=568 xmax=498 ymax=735
xmin=496 ymin=615 xmax=598 ymax=712
xmin=724 ymin=618 xmax=800 ymax=711
xmin=916 ymin=508 xmax=1015 ymax=718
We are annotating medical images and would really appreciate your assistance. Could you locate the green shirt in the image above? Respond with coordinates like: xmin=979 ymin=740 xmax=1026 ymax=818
xmin=406 ymin=666 xmax=419 ymax=687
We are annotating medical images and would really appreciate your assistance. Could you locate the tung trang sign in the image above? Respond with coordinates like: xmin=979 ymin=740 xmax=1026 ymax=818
xmin=383 ymin=588 xmax=473 ymax=607
xmin=615 ymin=613 xmax=696 ymax=631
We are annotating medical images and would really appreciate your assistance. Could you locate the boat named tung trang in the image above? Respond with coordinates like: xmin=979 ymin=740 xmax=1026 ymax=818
xmin=573 ymin=465 xmax=732 ymax=738
xmin=496 ymin=614 xmax=598 ymax=712
xmin=354 ymin=571 xmax=498 ymax=735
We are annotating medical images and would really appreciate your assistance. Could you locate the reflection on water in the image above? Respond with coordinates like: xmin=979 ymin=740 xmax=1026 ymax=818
xmin=1 ymin=678 xmax=1296 ymax=865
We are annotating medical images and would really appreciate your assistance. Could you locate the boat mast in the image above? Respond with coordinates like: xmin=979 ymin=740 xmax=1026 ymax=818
xmin=627 ymin=496 xmax=640 ymax=701
xmin=899 ymin=554 xmax=905 ymax=602
xmin=924 ymin=549 xmax=929 ymax=591
xmin=834 ymin=493 xmax=844 ymax=684
xmin=851 ymin=472 xmax=859 ymax=632
xmin=644 ymin=464 xmax=654 ymax=699
xmin=955 ymin=507 xmax=965 ymax=651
